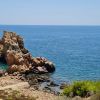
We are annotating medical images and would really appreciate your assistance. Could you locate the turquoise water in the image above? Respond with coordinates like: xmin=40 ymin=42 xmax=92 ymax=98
xmin=0 ymin=62 xmax=7 ymax=70
xmin=0 ymin=25 xmax=100 ymax=82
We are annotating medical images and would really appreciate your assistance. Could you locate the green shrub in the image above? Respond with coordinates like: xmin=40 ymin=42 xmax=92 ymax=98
xmin=63 ymin=81 xmax=100 ymax=97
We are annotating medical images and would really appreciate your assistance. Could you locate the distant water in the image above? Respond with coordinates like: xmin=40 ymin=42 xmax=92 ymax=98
xmin=0 ymin=25 xmax=100 ymax=82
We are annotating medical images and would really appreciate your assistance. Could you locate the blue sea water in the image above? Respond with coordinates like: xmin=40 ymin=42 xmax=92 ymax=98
xmin=0 ymin=25 xmax=100 ymax=82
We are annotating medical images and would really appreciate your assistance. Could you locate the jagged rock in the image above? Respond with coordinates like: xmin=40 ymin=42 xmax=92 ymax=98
xmin=32 ymin=57 xmax=55 ymax=73
xmin=0 ymin=31 xmax=55 ymax=74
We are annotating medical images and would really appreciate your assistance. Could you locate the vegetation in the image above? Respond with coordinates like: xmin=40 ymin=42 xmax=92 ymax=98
xmin=62 ymin=81 xmax=100 ymax=97
xmin=0 ymin=90 xmax=36 ymax=100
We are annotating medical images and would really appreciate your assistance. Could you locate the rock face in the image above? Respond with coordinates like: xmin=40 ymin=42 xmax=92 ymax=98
xmin=0 ymin=31 xmax=55 ymax=74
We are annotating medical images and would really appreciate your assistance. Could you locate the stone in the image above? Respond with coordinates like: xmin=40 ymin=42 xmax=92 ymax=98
xmin=0 ymin=31 xmax=55 ymax=74
xmin=44 ymin=61 xmax=55 ymax=73
xmin=4 ymin=72 xmax=8 ymax=76
xmin=37 ymin=76 xmax=49 ymax=82
xmin=48 ymin=81 xmax=59 ymax=87
xmin=7 ymin=65 xmax=19 ymax=74
xmin=32 ymin=57 xmax=55 ymax=73
xmin=43 ymin=86 xmax=52 ymax=92
xmin=0 ymin=70 xmax=5 ymax=77
xmin=60 ymin=82 xmax=68 ymax=89
xmin=36 ymin=66 xmax=48 ymax=74
xmin=5 ymin=50 xmax=15 ymax=65
xmin=12 ymin=72 xmax=20 ymax=76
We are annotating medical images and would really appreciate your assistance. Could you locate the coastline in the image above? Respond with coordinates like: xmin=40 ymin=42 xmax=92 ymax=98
xmin=0 ymin=75 xmax=58 ymax=100
xmin=0 ymin=31 xmax=100 ymax=100
xmin=0 ymin=75 xmax=91 ymax=100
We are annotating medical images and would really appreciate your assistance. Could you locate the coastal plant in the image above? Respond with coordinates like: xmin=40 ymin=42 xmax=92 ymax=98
xmin=63 ymin=81 xmax=100 ymax=97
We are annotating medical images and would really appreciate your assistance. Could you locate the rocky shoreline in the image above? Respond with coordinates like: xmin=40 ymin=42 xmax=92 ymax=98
xmin=0 ymin=31 xmax=55 ymax=74
xmin=0 ymin=74 xmax=91 ymax=100
xmin=0 ymin=69 xmax=69 ymax=97
xmin=0 ymin=31 xmax=98 ymax=100
xmin=0 ymin=31 xmax=67 ymax=95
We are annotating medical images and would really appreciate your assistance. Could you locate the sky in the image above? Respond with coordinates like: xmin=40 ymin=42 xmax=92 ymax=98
xmin=0 ymin=0 xmax=100 ymax=25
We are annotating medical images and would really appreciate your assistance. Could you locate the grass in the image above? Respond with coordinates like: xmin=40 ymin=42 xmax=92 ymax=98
xmin=62 ymin=81 xmax=100 ymax=97
xmin=0 ymin=90 xmax=37 ymax=100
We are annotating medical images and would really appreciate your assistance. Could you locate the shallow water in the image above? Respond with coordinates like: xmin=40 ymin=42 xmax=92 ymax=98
xmin=0 ymin=62 xmax=7 ymax=70
xmin=0 ymin=25 xmax=100 ymax=82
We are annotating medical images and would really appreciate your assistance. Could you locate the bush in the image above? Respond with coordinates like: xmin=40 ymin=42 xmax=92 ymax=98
xmin=63 ymin=81 xmax=100 ymax=97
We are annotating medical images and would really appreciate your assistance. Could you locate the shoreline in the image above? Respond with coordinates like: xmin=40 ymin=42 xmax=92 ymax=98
xmin=0 ymin=74 xmax=90 ymax=100
xmin=0 ymin=31 xmax=100 ymax=100
xmin=0 ymin=75 xmax=58 ymax=100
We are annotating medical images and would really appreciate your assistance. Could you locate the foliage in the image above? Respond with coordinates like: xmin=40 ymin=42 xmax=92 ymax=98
xmin=63 ymin=81 xmax=100 ymax=97
xmin=0 ymin=90 xmax=36 ymax=100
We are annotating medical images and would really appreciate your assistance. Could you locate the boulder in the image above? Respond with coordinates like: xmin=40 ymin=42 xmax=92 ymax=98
xmin=32 ymin=57 xmax=55 ymax=73
xmin=44 ymin=61 xmax=55 ymax=73
xmin=0 ymin=31 xmax=55 ymax=74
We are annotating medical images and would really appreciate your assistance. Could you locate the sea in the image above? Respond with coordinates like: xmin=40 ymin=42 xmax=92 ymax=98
xmin=0 ymin=25 xmax=100 ymax=82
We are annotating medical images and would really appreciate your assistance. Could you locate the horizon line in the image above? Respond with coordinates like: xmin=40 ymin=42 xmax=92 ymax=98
xmin=0 ymin=24 xmax=100 ymax=26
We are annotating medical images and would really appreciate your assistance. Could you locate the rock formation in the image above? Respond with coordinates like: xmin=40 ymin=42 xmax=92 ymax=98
xmin=0 ymin=31 xmax=55 ymax=74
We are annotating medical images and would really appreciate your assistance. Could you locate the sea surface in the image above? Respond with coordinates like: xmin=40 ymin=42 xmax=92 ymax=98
xmin=0 ymin=25 xmax=100 ymax=82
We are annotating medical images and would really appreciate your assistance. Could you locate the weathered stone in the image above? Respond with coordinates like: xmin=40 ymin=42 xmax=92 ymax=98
xmin=0 ymin=31 xmax=55 ymax=74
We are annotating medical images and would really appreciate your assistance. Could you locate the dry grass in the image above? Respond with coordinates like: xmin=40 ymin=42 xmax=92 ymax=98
xmin=0 ymin=89 xmax=36 ymax=100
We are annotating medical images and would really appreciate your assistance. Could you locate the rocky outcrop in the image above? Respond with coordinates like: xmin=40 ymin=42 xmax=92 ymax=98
xmin=0 ymin=31 xmax=55 ymax=74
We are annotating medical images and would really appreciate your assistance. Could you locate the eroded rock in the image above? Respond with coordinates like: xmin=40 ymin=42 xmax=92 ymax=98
xmin=0 ymin=31 xmax=55 ymax=74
